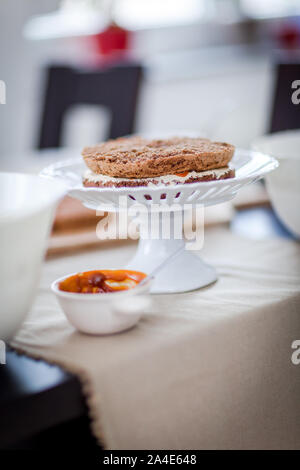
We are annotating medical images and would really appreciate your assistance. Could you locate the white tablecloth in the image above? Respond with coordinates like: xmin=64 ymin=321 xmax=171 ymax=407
xmin=11 ymin=227 xmax=300 ymax=449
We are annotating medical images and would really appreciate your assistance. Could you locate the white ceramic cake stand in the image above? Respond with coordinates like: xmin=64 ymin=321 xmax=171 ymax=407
xmin=41 ymin=149 xmax=278 ymax=294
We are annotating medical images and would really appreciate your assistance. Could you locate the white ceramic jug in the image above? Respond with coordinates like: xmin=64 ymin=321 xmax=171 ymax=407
xmin=253 ymin=130 xmax=300 ymax=238
xmin=0 ymin=172 xmax=66 ymax=340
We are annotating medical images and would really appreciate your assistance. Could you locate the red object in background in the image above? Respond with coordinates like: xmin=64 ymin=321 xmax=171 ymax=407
xmin=276 ymin=24 xmax=300 ymax=49
xmin=94 ymin=22 xmax=130 ymax=59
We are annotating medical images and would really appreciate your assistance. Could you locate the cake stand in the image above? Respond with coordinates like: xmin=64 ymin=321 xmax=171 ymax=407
xmin=41 ymin=148 xmax=278 ymax=294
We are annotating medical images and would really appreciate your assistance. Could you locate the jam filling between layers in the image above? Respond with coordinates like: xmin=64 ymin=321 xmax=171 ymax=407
xmin=83 ymin=167 xmax=233 ymax=186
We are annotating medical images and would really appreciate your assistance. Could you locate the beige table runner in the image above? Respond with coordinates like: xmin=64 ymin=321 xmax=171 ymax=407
xmin=11 ymin=228 xmax=300 ymax=449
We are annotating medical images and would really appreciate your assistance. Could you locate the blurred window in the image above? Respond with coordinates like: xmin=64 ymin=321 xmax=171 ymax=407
xmin=241 ymin=0 xmax=300 ymax=18
xmin=114 ymin=0 xmax=206 ymax=29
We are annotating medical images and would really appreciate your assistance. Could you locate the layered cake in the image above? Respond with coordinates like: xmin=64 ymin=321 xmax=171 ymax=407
xmin=82 ymin=136 xmax=235 ymax=188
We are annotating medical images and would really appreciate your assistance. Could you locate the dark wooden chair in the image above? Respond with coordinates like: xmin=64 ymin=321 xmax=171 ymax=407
xmin=269 ymin=62 xmax=300 ymax=133
xmin=38 ymin=63 xmax=142 ymax=149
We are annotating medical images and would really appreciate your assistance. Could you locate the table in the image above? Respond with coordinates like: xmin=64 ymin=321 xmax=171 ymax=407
xmin=0 ymin=351 xmax=89 ymax=449
xmin=0 ymin=206 xmax=295 ymax=449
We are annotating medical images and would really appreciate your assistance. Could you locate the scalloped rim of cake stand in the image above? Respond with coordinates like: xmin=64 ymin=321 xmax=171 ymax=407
xmin=40 ymin=149 xmax=278 ymax=211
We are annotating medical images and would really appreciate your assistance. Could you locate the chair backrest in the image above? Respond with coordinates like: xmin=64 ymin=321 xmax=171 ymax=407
xmin=269 ymin=62 xmax=300 ymax=133
xmin=38 ymin=63 xmax=142 ymax=149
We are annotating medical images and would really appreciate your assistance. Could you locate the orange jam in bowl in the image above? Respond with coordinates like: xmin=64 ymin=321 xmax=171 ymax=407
xmin=58 ymin=269 xmax=147 ymax=294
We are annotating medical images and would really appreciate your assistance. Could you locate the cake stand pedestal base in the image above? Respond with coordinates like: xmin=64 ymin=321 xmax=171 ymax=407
xmin=126 ymin=212 xmax=217 ymax=294
xmin=126 ymin=237 xmax=217 ymax=294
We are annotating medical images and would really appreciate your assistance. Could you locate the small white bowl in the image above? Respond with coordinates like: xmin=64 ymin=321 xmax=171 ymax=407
xmin=51 ymin=273 xmax=152 ymax=335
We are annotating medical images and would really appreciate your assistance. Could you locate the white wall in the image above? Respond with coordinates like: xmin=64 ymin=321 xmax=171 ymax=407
xmin=0 ymin=0 xmax=59 ymax=159
xmin=138 ymin=48 xmax=273 ymax=148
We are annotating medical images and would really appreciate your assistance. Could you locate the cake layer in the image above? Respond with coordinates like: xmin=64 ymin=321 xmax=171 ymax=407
xmin=82 ymin=136 xmax=235 ymax=178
